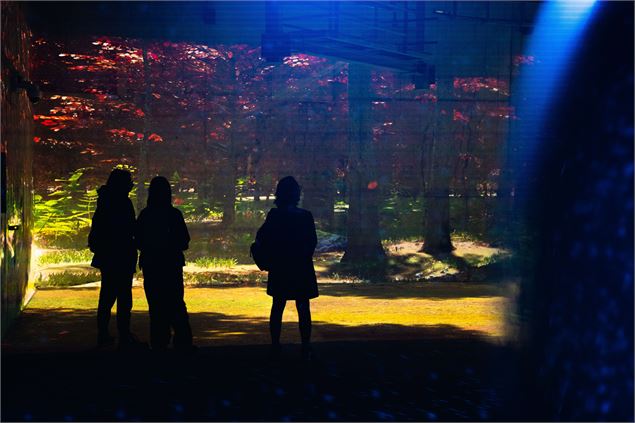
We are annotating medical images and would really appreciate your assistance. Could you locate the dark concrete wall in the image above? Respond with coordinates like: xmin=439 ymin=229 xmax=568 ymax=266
xmin=1 ymin=2 xmax=34 ymax=337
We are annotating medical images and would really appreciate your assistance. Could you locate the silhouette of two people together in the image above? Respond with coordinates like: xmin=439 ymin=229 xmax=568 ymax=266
xmin=89 ymin=170 xmax=317 ymax=358
xmin=88 ymin=170 xmax=193 ymax=352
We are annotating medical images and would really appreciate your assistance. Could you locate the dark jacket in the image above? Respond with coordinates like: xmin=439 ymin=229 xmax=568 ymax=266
xmin=136 ymin=205 xmax=190 ymax=271
xmin=88 ymin=185 xmax=137 ymax=274
xmin=256 ymin=206 xmax=318 ymax=300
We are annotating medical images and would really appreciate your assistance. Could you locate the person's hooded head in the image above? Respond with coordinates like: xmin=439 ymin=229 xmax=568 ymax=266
xmin=104 ymin=168 xmax=133 ymax=196
xmin=274 ymin=176 xmax=301 ymax=208
xmin=147 ymin=176 xmax=172 ymax=208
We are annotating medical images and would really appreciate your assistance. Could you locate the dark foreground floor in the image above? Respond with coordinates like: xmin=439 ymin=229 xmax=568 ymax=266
xmin=2 ymin=339 xmax=544 ymax=421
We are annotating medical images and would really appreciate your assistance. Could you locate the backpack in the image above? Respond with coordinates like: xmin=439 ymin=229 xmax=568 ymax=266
xmin=250 ymin=240 xmax=270 ymax=271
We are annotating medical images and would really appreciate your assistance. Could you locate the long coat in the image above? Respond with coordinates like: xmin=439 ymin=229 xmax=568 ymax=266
xmin=88 ymin=185 xmax=137 ymax=274
xmin=135 ymin=205 xmax=190 ymax=271
xmin=256 ymin=206 xmax=318 ymax=300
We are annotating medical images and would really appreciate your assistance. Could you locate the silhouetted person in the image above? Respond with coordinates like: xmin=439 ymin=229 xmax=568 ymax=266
xmin=256 ymin=176 xmax=318 ymax=359
xmin=88 ymin=168 xmax=138 ymax=348
xmin=136 ymin=176 xmax=194 ymax=352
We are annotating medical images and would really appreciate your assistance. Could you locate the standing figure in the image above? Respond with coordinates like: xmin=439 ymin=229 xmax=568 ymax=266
xmin=88 ymin=168 xmax=138 ymax=348
xmin=136 ymin=176 xmax=194 ymax=352
xmin=256 ymin=176 xmax=318 ymax=359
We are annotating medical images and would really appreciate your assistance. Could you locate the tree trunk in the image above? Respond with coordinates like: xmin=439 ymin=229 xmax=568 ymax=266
xmin=136 ymin=45 xmax=151 ymax=212
xmin=252 ymin=114 xmax=265 ymax=202
xmin=341 ymin=64 xmax=386 ymax=263
xmin=221 ymin=57 xmax=237 ymax=227
xmin=302 ymin=168 xmax=335 ymax=230
xmin=199 ymin=116 xmax=213 ymax=205
xmin=300 ymin=104 xmax=335 ymax=230
xmin=253 ymin=180 xmax=261 ymax=202
xmin=495 ymin=27 xmax=521 ymax=246
xmin=422 ymin=79 xmax=454 ymax=254
xmin=200 ymin=67 xmax=216 ymax=209
xmin=461 ymin=115 xmax=477 ymax=232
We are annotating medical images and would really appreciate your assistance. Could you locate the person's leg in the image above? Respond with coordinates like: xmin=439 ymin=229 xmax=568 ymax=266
xmin=144 ymin=269 xmax=170 ymax=350
xmin=269 ymin=297 xmax=286 ymax=347
xmin=144 ymin=278 xmax=160 ymax=349
xmin=171 ymin=268 xmax=193 ymax=349
xmin=115 ymin=272 xmax=134 ymax=343
xmin=295 ymin=299 xmax=312 ymax=347
xmin=97 ymin=270 xmax=117 ymax=344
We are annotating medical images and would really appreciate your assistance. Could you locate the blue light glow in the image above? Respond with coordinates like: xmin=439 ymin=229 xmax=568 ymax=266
xmin=520 ymin=0 xmax=598 ymax=119
xmin=510 ymin=0 xmax=598 ymax=189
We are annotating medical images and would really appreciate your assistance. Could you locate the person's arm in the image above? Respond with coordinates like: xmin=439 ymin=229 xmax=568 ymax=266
xmin=88 ymin=206 xmax=105 ymax=253
xmin=174 ymin=208 xmax=190 ymax=251
xmin=256 ymin=209 xmax=275 ymax=244
xmin=307 ymin=211 xmax=318 ymax=256
xmin=127 ymin=198 xmax=137 ymax=247
xmin=134 ymin=211 xmax=144 ymax=252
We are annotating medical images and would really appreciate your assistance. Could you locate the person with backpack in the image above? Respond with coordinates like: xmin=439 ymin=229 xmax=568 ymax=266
xmin=136 ymin=176 xmax=195 ymax=352
xmin=254 ymin=176 xmax=318 ymax=360
xmin=88 ymin=168 xmax=139 ymax=349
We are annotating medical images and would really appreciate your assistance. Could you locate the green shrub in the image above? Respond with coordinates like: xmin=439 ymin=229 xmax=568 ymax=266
xmin=190 ymin=256 xmax=238 ymax=268
xmin=38 ymin=249 xmax=93 ymax=265
xmin=183 ymin=271 xmax=266 ymax=286
xmin=35 ymin=270 xmax=100 ymax=288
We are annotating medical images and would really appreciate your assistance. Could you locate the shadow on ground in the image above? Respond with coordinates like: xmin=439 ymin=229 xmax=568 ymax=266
xmin=2 ymin=338 xmax=544 ymax=421
xmin=318 ymin=282 xmax=512 ymax=300
xmin=316 ymin=248 xmax=516 ymax=284
xmin=1 ymin=289 xmax=537 ymax=421
xmin=2 ymin=308 xmax=497 ymax=353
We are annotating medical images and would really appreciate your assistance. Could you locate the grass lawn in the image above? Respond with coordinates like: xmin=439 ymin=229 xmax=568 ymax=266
xmin=3 ymin=282 xmax=517 ymax=352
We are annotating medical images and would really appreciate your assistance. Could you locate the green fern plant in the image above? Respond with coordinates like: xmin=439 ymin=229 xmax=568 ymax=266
xmin=34 ymin=168 xmax=95 ymax=240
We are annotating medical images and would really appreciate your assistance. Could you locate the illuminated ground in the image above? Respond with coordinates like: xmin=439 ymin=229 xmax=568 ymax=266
xmin=3 ymin=282 xmax=517 ymax=352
